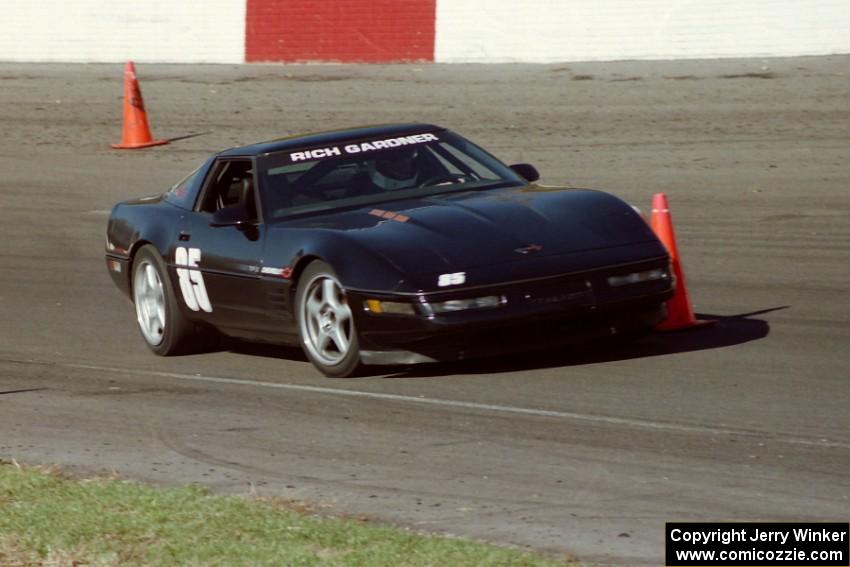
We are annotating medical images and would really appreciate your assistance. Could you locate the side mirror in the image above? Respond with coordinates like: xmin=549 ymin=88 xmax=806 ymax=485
xmin=509 ymin=163 xmax=540 ymax=183
xmin=210 ymin=203 xmax=254 ymax=228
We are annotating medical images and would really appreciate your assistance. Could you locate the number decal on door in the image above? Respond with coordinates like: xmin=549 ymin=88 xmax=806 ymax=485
xmin=175 ymin=247 xmax=212 ymax=312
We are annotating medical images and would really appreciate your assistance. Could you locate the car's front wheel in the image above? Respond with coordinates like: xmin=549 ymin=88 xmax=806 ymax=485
xmin=295 ymin=261 xmax=361 ymax=377
xmin=132 ymin=244 xmax=195 ymax=355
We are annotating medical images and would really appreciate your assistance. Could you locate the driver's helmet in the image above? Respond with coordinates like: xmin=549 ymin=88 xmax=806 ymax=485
xmin=369 ymin=148 xmax=419 ymax=190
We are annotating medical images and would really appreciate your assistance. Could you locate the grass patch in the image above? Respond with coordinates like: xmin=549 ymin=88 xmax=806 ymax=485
xmin=0 ymin=462 xmax=576 ymax=566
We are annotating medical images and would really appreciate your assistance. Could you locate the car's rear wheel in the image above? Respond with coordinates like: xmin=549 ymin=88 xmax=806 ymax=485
xmin=132 ymin=245 xmax=195 ymax=355
xmin=296 ymin=261 xmax=361 ymax=377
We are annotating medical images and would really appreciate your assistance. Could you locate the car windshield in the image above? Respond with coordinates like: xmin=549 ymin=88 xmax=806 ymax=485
xmin=256 ymin=130 xmax=525 ymax=219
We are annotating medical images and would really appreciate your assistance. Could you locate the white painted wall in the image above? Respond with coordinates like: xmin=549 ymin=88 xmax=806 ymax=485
xmin=0 ymin=0 xmax=246 ymax=63
xmin=2 ymin=0 xmax=849 ymax=64
xmin=435 ymin=0 xmax=850 ymax=62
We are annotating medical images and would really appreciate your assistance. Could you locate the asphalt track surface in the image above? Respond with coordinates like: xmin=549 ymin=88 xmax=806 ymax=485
xmin=1 ymin=56 xmax=848 ymax=565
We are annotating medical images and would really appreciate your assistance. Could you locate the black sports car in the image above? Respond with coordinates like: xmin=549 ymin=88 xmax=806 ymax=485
xmin=105 ymin=124 xmax=673 ymax=376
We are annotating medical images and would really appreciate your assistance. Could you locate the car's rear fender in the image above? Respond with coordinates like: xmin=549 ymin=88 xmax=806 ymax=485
xmin=106 ymin=199 xmax=183 ymax=296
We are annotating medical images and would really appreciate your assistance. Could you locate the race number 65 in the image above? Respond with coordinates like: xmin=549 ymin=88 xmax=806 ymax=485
xmin=175 ymin=246 xmax=212 ymax=312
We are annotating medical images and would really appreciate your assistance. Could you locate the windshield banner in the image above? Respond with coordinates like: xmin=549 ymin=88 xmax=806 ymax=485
xmin=287 ymin=133 xmax=440 ymax=163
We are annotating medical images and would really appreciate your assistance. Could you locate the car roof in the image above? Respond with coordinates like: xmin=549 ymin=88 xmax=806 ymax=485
xmin=218 ymin=123 xmax=445 ymax=157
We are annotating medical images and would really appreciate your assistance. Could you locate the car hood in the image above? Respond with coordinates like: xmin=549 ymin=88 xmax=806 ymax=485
xmin=284 ymin=186 xmax=661 ymax=276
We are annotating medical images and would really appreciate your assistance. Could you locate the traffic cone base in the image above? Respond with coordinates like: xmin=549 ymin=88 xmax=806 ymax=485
xmin=112 ymin=61 xmax=168 ymax=150
xmin=650 ymin=193 xmax=714 ymax=331
xmin=656 ymin=317 xmax=715 ymax=332
xmin=111 ymin=138 xmax=168 ymax=150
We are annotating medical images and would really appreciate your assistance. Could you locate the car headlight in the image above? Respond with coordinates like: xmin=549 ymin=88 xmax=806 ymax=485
xmin=425 ymin=295 xmax=505 ymax=314
xmin=364 ymin=299 xmax=417 ymax=315
xmin=607 ymin=268 xmax=668 ymax=287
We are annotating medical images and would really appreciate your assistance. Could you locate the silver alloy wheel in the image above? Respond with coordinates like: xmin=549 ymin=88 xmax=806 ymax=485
xmin=299 ymin=273 xmax=353 ymax=366
xmin=133 ymin=259 xmax=166 ymax=346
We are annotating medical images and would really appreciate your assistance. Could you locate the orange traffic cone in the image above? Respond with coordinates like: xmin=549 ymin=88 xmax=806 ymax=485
xmin=650 ymin=193 xmax=714 ymax=331
xmin=111 ymin=61 xmax=168 ymax=149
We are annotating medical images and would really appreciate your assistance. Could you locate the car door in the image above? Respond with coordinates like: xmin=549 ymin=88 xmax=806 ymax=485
xmin=173 ymin=157 xmax=269 ymax=335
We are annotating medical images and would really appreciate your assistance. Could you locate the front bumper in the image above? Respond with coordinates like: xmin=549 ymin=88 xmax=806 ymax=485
xmin=349 ymin=258 xmax=674 ymax=364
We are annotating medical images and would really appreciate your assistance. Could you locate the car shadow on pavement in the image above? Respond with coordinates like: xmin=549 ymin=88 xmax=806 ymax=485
xmin=226 ymin=341 xmax=308 ymax=362
xmin=219 ymin=306 xmax=787 ymax=379
xmin=381 ymin=306 xmax=789 ymax=379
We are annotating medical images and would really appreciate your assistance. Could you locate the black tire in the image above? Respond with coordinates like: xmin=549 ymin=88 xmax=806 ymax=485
xmin=131 ymin=244 xmax=196 ymax=355
xmin=295 ymin=261 xmax=361 ymax=377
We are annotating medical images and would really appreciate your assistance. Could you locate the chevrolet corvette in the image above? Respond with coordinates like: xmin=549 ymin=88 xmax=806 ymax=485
xmin=105 ymin=124 xmax=673 ymax=376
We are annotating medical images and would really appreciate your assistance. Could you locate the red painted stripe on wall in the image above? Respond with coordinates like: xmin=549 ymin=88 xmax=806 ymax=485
xmin=246 ymin=0 xmax=436 ymax=63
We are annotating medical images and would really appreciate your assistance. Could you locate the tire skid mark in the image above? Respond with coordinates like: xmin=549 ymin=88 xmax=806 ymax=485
xmin=153 ymin=427 xmax=287 ymax=480
xmin=150 ymin=425 xmax=569 ymax=509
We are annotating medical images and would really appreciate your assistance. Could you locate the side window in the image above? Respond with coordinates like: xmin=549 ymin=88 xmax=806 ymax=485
xmin=198 ymin=160 xmax=258 ymax=220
